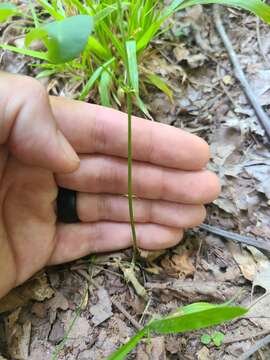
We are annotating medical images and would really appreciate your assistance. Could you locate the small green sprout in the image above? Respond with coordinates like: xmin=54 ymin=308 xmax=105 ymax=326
xmin=201 ymin=331 xmax=225 ymax=347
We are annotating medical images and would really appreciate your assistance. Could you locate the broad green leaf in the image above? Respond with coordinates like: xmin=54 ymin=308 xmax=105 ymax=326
xmin=79 ymin=57 xmax=115 ymax=100
xmin=126 ymin=40 xmax=139 ymax=94
xmin=145 ymin=74 xmax=173 ymax=101
xmin=106 ymin=328 xmax=146 ymax=360
xmin=25 ymin=15 xmax=93 ymax=64
xmin=107 ymin=305 xmax=247 ymax=360
xmin=0 ymin=44 xmax=48 ymax=61
xmin=99 ymin=70 xmax=112 ymax=107
xmin=148 ymin=306 xmax=247 ymax=334
xmin=177 ymin=0 xmax=270 ymax=24
xmin=0 ymin=3 xmax=18 ymax=23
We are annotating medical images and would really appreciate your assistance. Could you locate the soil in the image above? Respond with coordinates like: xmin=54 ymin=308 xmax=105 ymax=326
xmin=1 ymin=3 xmax=270 ymax=360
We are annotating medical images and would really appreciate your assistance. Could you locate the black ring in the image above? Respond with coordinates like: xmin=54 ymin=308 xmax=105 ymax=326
xmin=57 ymin=187 xmax=80 ymax=223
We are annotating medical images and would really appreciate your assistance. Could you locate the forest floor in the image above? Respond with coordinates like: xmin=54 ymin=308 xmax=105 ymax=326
xmin=1 ymin=3 xmax=270 ymax=360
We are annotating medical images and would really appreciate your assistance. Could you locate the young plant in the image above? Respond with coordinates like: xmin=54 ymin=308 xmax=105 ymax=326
xmin=1 ymin=0 xmax=270 ymax=113
xmin=201 ymin=331 xmax=225 ymax=347
xmin=107 ymin=302 xmax=246 ymax=359
xmin=0 ymin=1 xmax=268 ymax=357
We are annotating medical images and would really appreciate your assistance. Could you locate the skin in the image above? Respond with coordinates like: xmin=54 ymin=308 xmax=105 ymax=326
xmin=0 ymin=72 xmax=221 ymax=299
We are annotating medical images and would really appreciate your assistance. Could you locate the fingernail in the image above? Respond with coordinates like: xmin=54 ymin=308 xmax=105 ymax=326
xmin=57 ymin=130 xmax=80 ymax=169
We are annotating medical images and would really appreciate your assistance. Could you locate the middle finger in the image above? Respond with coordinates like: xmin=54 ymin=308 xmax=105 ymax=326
xmin=56 ymin=155 xmax=220 ymax=204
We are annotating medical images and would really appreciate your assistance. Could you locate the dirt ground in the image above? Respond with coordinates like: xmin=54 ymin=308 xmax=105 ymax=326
xmin=1 ymin=3 xmax=270 ymax=360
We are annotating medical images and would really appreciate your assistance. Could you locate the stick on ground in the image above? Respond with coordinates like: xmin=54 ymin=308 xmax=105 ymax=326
xmin=238 ymin=334 xmax=270 ymax=360
xmin=213 ymin=5 xmax=270 ymax=141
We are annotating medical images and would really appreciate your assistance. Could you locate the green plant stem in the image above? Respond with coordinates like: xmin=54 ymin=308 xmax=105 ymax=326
xmin=127 ymin=90 xmax=138 ymax=265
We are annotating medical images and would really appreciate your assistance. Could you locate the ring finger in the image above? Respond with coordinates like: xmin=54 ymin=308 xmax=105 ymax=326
xmin=77 ymin=193 xmax=206 ymax=228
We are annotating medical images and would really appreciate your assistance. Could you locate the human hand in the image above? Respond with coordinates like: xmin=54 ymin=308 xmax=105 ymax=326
xmin=0 ymin=72 xmax=220 ymax=299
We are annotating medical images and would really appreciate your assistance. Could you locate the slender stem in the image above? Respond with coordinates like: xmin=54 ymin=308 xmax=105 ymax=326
xmin=116 ymin=0 xmax=138 ymax=264
xmin=127 ymin=90 xmax=138 ymax=264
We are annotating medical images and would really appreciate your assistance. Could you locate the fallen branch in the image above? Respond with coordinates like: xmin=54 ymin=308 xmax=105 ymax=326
xmin=213 ymin=5 xmax=270 ymax=141
xmin=199 ymin=224 xmax=270 ymax=252
xmin=238 ymin=334 xmax=270 ymax=360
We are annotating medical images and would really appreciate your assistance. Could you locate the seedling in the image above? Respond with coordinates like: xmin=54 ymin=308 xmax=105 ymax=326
xmin=1 ymin=1 xmax=270 ymax=358
xmin=201 ymin=331 xmax=225 ymax=347
xmin=107 ymin=302 xmax=245 ymax=359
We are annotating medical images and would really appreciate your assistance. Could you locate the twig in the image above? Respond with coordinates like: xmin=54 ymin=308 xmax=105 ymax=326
xmin=213 ymin=5 xmax=270 ymax=141
xmin=238 ymin=334 xmax=270 ymax=360
xmin=111 ymin=297 xmax=142 ymax=331
xmin=256 ymin=17 xmax=270 ymax=67
xmin=199 ymin=224 xmax=270 ymax=252
xmin=223 ymin=329 xmax=270 ymax=345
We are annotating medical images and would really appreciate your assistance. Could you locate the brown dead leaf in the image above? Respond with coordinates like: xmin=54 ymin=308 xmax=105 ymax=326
xmin=46 ymin=291 xmax=69 ymax=324
xmin=0 ymin=274 xmax=54 ymax=314
xmin=5 ymin=309 xmax=31 ymax=360
xmin=90 ymin=288 xmax=112 ymax=326
xmin=161 ymin=252 xmax=195 ymax=278
xmin=137 ymin=337 xmax=166 ymax=360
xmin=197 ymin=346 xmax=210 ymax=360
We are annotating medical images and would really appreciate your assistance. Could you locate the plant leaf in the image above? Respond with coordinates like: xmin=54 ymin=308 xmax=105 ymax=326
xmin=79 ymin=57 xmax=115 ymax=101
xmin=0 ymin=3 xmax=18 ymax=22
xmin=212 ymin=331 xmax=225 ymax=347
xmin=106 ymin=328 xmax=146 ymax=360
xmin=148 ymin=305 xmax=247 ymax=334
xmin=126 ymin=40 xmax=139 ymax=94
xmin=201 ymin=334 xmax=212 ymax=345
xmin=0 ymin=44 xmax=48 ymax=61
xmin=25 ymin=15 xmax=93 ymax=64
xmin=99 ymin=70 xmax=112 ymax=107
xmin=145 ymin=73 xmax=173 ymax=101
xmin=36 ymin=0 xmax=64 ymax=20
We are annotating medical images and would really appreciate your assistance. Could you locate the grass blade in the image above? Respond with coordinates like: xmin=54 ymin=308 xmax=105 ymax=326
xmin=145 ymin=73 xmax=173 ymax=101
xmin=99 ymin=70 xmax=112 ymax=106
xmin=0 ymin=44 xmax=48 ymax=61
xmin=106 ymin=328 xmax=146 ymax=360
xmin=126 ymin=40 xmax=139 ymax=94
xmin=79 ymin=57 xmax=115 ymax=100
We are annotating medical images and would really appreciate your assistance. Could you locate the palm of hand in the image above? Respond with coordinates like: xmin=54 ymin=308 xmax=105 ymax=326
xmin=0 ymin=150 xmax=57 ymax=290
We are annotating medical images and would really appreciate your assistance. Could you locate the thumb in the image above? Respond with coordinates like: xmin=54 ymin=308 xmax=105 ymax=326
xmin=0 ymin=72 xmax=79 ymax=173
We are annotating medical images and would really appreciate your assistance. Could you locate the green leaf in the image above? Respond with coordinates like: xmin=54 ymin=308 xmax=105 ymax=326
xmin=36 ymin=0 xmax=64 ymax=20
xmin=106 ymin=328 xmax=146 ymax=360
xmin=79 ymin=57 xmax=115 ymax=101
xmin=145 ymin=74 xmax=173 ymax=101
xmin=176 ymin=0 xmax=270 ymax=24
xmin=148 ymin=305 xmax=247 ymax=334
xmin=0 ymin=44 xmax=48 ymax=61
xmin=99 ymin=70 xmax=112 ymax=107
xmin=25 ymin=15 xmax=93 ymax=64
xmin=36 ymin=69 xmax=57 ymax=79
xmin=94 ymin=5 xmax=118 ymax=24
xmin=212 ymin=331 xmax=225 ymax=347
xmin=201 ymin=334 xmax=212 ymax=345
xmin=126 ymin=40 xmax=139 ymax=94
xmin=88 ymin=36 xmax=111 ymax=60
xmin=0 ymin=3 xmax=18 ymax=23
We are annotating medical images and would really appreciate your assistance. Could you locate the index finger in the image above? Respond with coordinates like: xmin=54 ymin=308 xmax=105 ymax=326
xmin=50 ymin=96 xmax=210 ymax=170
